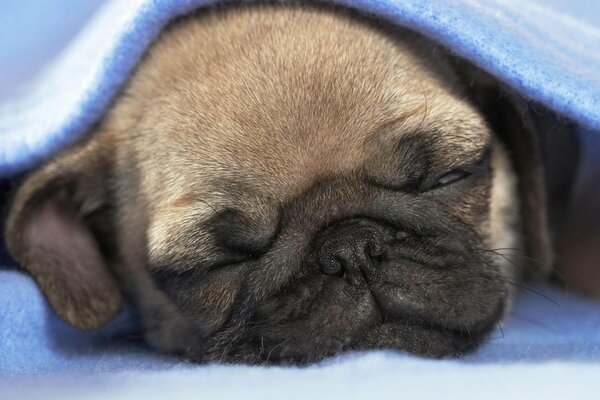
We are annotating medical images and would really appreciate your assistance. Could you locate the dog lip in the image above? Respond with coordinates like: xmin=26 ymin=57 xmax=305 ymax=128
xmin=384 ymin=298 xmax=505 ymax=340
xmin=193 ymin=270 xmax=504 ymax=363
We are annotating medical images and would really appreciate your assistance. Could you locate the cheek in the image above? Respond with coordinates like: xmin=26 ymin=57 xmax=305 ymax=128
xmin=482 ymin=146 xmax=522 ymax=288
xmin=440 ymin=170 xmax=492 ymax=233
xmin=154 ymin=267 xmax=243 ymax=334
xmin=446 ymin=145 xmax=519 ymax=255
xmin=451 ymin=180 xmax=491 ymax=228
xmin=193 ymin=279 xmax=241 ymax=329
xmin=146 ymin=201 xmax=217 ymax=268
xmin=486 ymin=146 xmax=521 ymax=255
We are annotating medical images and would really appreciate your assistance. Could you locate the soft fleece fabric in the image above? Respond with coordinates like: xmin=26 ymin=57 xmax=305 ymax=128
xmin=1 ymin=0 xmax=600 ymax=398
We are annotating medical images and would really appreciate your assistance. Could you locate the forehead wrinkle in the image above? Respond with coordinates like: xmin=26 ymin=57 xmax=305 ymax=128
xmin=147 ymin=212 xmax=212 ymax=264
xmin=426 ymin=126 xmax=492 ymax=170
xmin=365 ymin=109 xmax=491 ymax=183
xmin=378 ymin=84 xmax=491 ymax=146
xmin=369 ymin=103 xmax=429 ymax=142
xmin=129 ymin=4 xmax=493 ymax=221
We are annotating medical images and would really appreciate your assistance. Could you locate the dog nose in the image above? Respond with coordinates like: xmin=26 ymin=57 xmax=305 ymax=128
xmin=314 ymin=219 xmax=389 ymax=284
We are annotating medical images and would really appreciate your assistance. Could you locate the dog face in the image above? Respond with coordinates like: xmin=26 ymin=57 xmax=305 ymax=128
xmin=5 ymin=5 xmax=555 ymax=363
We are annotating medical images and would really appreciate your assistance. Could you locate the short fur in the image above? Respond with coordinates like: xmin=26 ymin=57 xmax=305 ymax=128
xmin=4 ymin=4 xmax=578 ymax=363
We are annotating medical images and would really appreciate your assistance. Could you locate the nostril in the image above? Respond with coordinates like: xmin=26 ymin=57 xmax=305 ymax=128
xmin=318 ymin=240 xmax=346 ymax=275
xmin=316 ymin=229 xmax=386 ymax=275
xmin=319 ymin=254 xmax=345 ymax=275
xmin=366 ymin=240 xmax=384 ymax=258
xmin=315 ymin=221 xmax=390 ymax=278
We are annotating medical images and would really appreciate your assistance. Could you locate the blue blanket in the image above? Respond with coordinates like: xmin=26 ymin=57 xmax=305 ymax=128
xmin=1 ymin=0 xmax=600 ymax=397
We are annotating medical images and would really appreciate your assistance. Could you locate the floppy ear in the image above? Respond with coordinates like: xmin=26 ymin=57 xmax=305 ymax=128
xmin=484 ymin=93 xmax=553 ymax=279
xmin=453 ymin=61 xmax=579 ymax=280
xmin=4 ymin=140 xmax=122 ymax=330
xmin=500 ymin=101 xmax=580 ymax=281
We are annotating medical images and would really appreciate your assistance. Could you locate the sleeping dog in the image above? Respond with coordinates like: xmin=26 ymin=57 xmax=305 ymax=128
xmin=4 ymin=4 xmax=580 ymax=363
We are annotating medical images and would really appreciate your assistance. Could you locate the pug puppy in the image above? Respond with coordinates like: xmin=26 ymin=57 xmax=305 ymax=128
xmin=3 ymin=4 xmax=579 ymax=363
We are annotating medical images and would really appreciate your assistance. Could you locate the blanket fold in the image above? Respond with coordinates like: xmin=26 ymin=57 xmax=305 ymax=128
xmin=0 ymin=0 xmax=600 ymax=177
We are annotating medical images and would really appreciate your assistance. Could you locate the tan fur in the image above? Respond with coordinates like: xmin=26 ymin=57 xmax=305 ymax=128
xmin=5 ymin=4 xmax=527 ymax=353
xmin=111 ymin=6 xmax=493 ymax=267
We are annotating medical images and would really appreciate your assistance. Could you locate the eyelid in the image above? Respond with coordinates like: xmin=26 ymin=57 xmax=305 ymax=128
xmin=205 ymin=208 xmax=276 ymax=257
xmin=435 ymin=169 xmax=470 ymax=187
xmin=449 ymin=146 xmax=492 ymax=175
xmin=424 ymin=147 xmax=491 ymax=192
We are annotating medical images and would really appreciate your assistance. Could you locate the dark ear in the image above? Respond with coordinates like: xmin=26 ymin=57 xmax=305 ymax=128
xmin=452 ymin=60 xmax=579 ymax=280
xmin=5 ymin=140 xmax=122 ymax=330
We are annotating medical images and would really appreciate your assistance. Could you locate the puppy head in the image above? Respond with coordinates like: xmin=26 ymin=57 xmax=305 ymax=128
xmin=5 ymin=5 xmax=552 ymax=363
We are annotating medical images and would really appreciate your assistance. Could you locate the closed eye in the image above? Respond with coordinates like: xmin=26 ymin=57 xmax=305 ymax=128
xmin=426 ymin=147 xmax=491 ymax=191
xmin=434 ymin=169 xmax=471 ymax=188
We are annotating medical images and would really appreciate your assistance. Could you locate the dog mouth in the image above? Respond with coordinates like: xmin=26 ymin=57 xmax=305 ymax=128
xmin=215 ymin=278 xmax=504 ymax=365
xmin=189 ymin=219 xmax=508 ymax=364
xmin=196 ymin=278 xmax=505 ymax=365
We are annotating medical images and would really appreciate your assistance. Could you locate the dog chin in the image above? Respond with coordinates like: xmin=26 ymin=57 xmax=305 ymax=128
xmin=179 ymin=221 xmax=508 ymax=364
xmin=193 ymin=280 xmax=505 ymax=364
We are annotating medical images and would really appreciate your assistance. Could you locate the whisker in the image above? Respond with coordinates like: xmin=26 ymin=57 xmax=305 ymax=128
xmin=485 ymin=249 xmax=570 ymax=289
xmin=480 ymin=248 xmax=546 ymax=265
xmin=500 ymin=279 xmax=560 ymax=307
xmin=509 ymin=312 xmax=558 ymax=333
xmin=198 ymin=198 xmax=217 ymax=214
xmin=438 ymin=254 xmax=562 ymax=308
xmin=265 ymin=340 xmax=288 ymax=363
xmin=482 ymin=250 xmax=522 ymax=271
